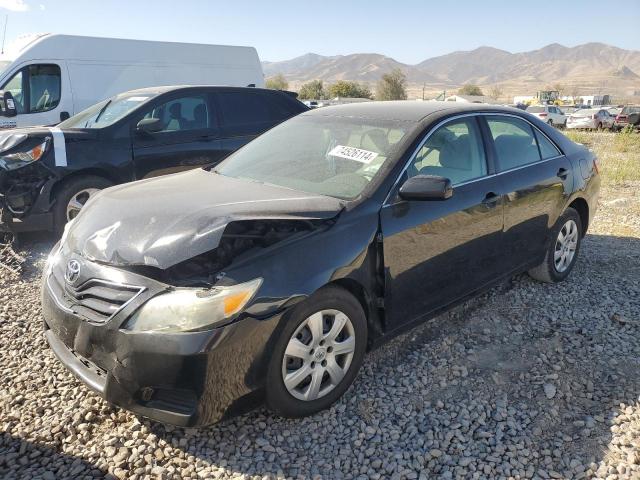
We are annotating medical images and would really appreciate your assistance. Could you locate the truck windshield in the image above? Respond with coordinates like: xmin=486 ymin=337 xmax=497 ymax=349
xmin=0 ymin=61 xmax=10 ymax=77
xmin=59 ymin=93 xmax=154 ymax=129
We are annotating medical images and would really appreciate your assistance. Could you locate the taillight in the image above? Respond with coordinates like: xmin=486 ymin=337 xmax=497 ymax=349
xmin=618 ymin=115 xmax=627 ymax=120
xmin=592 ymin=114 xmax=596 ymax=119
xmin=538 ymin=113 xmax=547 ymax=117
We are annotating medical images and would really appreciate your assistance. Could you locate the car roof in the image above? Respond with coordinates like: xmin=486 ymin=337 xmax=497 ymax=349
xmin=302 ymin=101 xmax=524 ymax=122
xmin=118 ymin=85 xmax=277 ymax=97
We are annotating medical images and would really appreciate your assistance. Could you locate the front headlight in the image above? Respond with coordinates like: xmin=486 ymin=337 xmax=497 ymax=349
xmin=124 ymin=278 xmax=263 ymax=333
xmin=0 ymin=138 xmax=50 ymax=171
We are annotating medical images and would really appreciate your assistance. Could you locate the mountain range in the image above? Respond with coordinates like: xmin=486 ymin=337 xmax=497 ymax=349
xmin=262 ymin=43 xmax=640 ymax=98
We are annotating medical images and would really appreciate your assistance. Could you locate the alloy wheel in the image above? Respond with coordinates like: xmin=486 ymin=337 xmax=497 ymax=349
xmin=282 ymin=309 xmax=356 ymax=401
xmin=66 ymin=188 xmax=100 ymax=221
xmin=554 ymin=219 xmax=578 ymax=273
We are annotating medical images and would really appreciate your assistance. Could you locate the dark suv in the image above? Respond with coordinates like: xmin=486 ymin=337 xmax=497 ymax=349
xmin=0 ymin=86 xmax=307 ymax=233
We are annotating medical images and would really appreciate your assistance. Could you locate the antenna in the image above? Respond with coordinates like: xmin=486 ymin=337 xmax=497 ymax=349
xmin=1 ymin=15 xmax=7 ymax=55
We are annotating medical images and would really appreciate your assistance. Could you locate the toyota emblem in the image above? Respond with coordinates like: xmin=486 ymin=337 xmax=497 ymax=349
xmin=65 ymin=259 xmax=81 ymax=284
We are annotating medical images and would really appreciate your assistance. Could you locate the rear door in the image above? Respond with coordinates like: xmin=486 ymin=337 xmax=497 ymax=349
xmin=214 ymin=90 xmax=304 ymax=158
xmin=380 ymin=116 xmax=505 ymax=329
xmin=131 ymin=91 xmax=223 ymax=179
xmin=483 ymin=114 xmax=572 ymax=270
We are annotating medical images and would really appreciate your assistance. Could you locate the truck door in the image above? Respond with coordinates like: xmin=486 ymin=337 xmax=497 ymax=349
xmin=0 ymin=62 xmax=72 ymax=128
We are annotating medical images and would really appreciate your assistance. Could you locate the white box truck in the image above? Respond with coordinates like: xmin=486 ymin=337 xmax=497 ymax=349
xmin=0 ymin=34 xmax=265 ymax=129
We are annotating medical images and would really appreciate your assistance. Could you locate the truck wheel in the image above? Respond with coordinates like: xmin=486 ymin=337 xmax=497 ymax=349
xmin=52 ymin=176 xmax=112 ymax=234
xmin=266 ymin=285 xmax=367 ymax=418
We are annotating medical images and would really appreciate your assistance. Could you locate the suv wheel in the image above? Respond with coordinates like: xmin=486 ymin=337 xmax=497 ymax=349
xmin=52 ymin=176 xmax=113 ymax=234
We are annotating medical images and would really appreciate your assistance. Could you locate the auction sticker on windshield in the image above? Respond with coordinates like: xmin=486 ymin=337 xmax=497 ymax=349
xmin=328 ymin=145 xmax=378 ymax=164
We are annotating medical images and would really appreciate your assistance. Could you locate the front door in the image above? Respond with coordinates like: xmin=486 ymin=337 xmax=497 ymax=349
xmin=380 ymin=116 xmax=505 ymax=330
xmin=483 ymin=115 xmax=573 ymax=270
xmin=132 ymin=93 xmax=223 ymax=179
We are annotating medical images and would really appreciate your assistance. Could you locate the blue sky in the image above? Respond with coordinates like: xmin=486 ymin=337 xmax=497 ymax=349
xmin=0 ymin=0 xmax=638 ymax=63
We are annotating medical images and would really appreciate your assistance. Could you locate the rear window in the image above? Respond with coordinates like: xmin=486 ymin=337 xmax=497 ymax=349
xmin=621 ymin=106 xmax=640 ymax=115
xmin=526 ymin=106 xmax=545 ymax=113
xmin=574 ymin=109 xmax=598 ymax=117
xmin=217 ymin=92 xmax=280 ymax=127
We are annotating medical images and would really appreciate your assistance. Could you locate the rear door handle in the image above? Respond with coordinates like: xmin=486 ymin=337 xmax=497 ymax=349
xmin=557 ymin=168 xmax=568 ymax=180
xmin=482 ymin=192 xmax=500 ymax=208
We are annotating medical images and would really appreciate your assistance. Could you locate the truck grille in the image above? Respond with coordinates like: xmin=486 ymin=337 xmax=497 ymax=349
xmin=48 ymin=273 xmax=144 ymax=324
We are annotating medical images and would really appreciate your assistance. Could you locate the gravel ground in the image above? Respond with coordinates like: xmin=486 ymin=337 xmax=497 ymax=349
xmin=1 ymin=184 xmax=639 ymax=480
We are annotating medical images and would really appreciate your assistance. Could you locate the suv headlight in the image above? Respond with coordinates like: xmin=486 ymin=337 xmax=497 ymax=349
xmin=124 ymin=278 xmax=263 ymax=333
xmin=0 ymin=138 xmax=50 ymax=170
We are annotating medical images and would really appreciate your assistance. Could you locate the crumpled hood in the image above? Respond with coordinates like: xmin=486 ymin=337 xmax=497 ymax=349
xmin=64 ymin=169 xmax=344 ymax=269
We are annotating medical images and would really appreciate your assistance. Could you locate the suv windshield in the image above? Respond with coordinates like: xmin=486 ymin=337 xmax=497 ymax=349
xmin=216 ymin=115 xmax=409 ymax=200
xmin=59 ymin=92 xmax=155 ymax=129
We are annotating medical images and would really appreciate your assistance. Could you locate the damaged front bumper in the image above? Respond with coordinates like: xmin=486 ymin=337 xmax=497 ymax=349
xmin=0 ymin=164 xmax=56 ymax=233
xmin=41 ymin=250 xmax=283 ymax=427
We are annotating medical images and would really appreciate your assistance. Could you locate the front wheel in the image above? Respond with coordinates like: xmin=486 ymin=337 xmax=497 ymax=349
xmin=528 ymin=207 xmax=582 ymax=283
xmin=52 ymin=176 xmax=113 ymax=234
xmin=266 ymin=286 xmax=367 ymax=418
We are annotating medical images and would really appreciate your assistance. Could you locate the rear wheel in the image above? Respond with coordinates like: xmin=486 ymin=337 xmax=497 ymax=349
xmin=528 ymin=207 xmax=582 ymax=283
xmin=52 ymin=176 xmax=113 ymax=234
xmin=266 ymin=286 xmax=367 ymax=418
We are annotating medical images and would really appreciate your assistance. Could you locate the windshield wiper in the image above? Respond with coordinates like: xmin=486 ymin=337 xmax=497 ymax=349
xmin=89 ymin=99 xmax=112 ymax=127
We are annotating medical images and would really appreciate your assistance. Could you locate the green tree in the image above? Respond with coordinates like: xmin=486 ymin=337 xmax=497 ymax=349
xmin=298 ymin=80 xmax=325 ymax=100
xmin=375 ymin=68 xmax=407 ymax=101
xmin=327 ymin=80 xmax=373 ymax=99
xmin=458 ymin=84 xmax=484 ymax=96
xmin=265 ymin=73 xmax=289 ymax=90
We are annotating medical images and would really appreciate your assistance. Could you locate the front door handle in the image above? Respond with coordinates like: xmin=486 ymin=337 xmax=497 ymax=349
xmin=482 ymin=192 xmax=500 ymax=208
xmin=557 ymin=168 xmax=568 ymax=180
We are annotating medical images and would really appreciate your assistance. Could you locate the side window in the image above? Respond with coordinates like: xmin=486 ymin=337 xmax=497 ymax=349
xmin=142 ymin=95 xmax=212 ymax=133
xmin=217 ymin=92 xmax=274 ymax=127
xmin=535 ymin=131 xmax=561 ymax=160
xmin=487 ymin=116 xmax=542 ymax=171
xmin=2 ymin=70 xmax=25 ymax=114
xmin=0 ymin=64 xmax=61 ymax=114
xmin=409 ymin=118 xmax=487 ymax=185
xmin=28 ymin=64 xmax=61 ymax=113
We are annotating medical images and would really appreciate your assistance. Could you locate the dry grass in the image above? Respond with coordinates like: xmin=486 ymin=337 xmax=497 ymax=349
xmin=563 ymin=129 xmax=640 ymax=186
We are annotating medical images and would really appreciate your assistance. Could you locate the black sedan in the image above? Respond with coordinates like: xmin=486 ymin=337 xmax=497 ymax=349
xmin=41 ymin=102 xmax=600 ymax=426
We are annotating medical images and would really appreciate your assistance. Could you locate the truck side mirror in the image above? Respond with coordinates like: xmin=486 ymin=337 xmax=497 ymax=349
xmin=0 ymin=91 xmax=18 ymax=118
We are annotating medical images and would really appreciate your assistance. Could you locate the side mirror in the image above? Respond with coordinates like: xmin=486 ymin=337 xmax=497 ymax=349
xmin=398 ymin=175 xmax=453 ymax=201
xmin=136 ymin=117 xmax=164 ymax=134
xmin=0 ymin=91 xmax=17 ymax=117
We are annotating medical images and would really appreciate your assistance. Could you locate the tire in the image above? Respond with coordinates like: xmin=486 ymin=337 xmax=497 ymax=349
xmin=52 ymin=176 xmax=113 ymax=234
xmin=528 ymin=207 xmax=582 ymax=283
xmin=266 ymin=285 xmax=367 ymax=418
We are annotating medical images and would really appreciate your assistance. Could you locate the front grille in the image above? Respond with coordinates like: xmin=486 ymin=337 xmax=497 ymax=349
xmin=48 ymin=272 xmax=144 ymax=324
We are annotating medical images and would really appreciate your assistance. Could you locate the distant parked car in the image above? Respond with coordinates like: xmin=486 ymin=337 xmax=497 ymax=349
xmin=614 ymin=105 xmax=640 ymax=130
xmin=0 ymin=86 xmax=308 ymax=234
xmin=604 ymin=106 xmax=621 ymax=117
xmin=526 ymin=105 xmax=566 ymax=127
xmin=566 ymin=108 xmax=615 ymax=130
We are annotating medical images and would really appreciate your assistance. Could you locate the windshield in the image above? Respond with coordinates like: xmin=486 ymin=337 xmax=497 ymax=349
xmin=216 ymin=115 xmax=410 ymax=200
xmin=59 ymin=92 xmax=155 ymax=129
